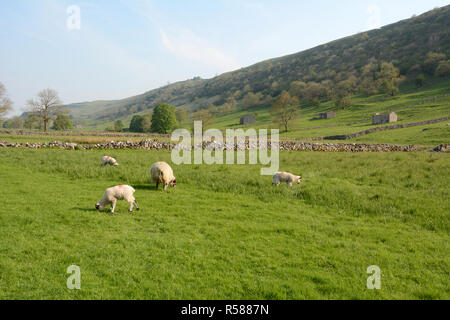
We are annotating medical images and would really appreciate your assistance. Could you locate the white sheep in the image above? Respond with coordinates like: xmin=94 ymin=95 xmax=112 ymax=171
xmin=102 ymin=156 xmax=119 ymax=166
xmin=151 ymin=162 xmax=176 ymax=190
xmin=273 ymin=172 xmax=302 ymax=187
xmin=95 ymin=185 xmax=139 ymax=213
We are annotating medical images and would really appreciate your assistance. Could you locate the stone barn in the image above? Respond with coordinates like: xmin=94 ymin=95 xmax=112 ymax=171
xmin=240 ymin=114 xmax=256 ymax=125
xmin=319 ymin=111 xmax=336 ymax=119
xmin=372 ymin=111 xmax=398 ymax=125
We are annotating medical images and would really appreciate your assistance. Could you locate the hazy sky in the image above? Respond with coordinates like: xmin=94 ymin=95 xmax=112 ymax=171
xmin=1 ymin=0 xmax=448 ymax=115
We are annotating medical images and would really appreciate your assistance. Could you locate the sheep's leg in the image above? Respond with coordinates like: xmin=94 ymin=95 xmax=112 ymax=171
xmin=110 ymin=199 xmax=117 ymax=213
xmin=128 ymin=201 xmax=134 ymax=213
xmin=163 ymin=183 xmax=168 ymax=191
xmin=134 ymin=200 xmax=140 ymax=211
xmin=156 ymin=182 xmax=159 ymax=190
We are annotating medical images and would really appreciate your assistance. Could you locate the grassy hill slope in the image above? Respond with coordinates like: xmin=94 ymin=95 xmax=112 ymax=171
xmin=66 ymin=6 xmax=450 ymax=128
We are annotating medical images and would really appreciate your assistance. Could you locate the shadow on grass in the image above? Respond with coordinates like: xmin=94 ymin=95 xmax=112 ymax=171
xmin=133 ymin=184 xmax=160 ymax=191
xmin=72 ymin=207 xmax=97 ymax=213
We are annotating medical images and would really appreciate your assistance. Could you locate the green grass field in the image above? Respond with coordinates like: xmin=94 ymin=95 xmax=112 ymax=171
xmin=0 ymin=148 xmax=448 ymax=299
xmin=0 ymin=132 xmax=168 ymax=145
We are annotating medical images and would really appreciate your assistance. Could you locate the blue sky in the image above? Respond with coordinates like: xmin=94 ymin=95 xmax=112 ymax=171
xmin=1 ymin=0 xmax=448 ymax=115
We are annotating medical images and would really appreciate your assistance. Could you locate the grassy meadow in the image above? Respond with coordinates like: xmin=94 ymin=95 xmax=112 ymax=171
xmin=0 ymin=148 xmax=448 ymax=299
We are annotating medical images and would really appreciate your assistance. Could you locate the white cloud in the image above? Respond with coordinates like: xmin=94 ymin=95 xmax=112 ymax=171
xmin=366 ymin=4 xmax=381 ymax=30
xmin=160 ymin=29 xmax=241 ymax=72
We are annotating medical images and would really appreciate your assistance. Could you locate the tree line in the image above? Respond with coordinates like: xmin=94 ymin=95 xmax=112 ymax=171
xmin=0 ymin=85 xmax=73 ymax=131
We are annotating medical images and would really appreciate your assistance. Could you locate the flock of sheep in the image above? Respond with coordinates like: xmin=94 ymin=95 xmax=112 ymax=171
xmin=96 ymin=155 xmax=301 ymax=214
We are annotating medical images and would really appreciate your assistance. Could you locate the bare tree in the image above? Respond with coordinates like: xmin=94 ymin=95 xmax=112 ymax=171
xmin=27 ymin=89 xmax=63 ymax=132
xmin=0 ymin=82 xmax=13 ymax=119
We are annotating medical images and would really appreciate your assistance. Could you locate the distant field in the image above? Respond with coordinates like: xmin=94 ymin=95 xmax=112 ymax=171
xmin=0 ymin=148 xmax=448 ymax=299
xmin=349 ymin=122 xmax=450 ymax=146
xmin=0 ymin=132 xmax=170 ymax=145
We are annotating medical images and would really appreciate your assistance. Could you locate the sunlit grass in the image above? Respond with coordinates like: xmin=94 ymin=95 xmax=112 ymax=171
xmin=0 ymin=148 xmax=448 ymax=299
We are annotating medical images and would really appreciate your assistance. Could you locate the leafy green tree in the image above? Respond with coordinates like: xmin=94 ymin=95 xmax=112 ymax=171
xmin=415 ymin=74 xmax=425 ymax=88
xmin=359 ymin=61 xmax=379 ymax=95
xmin=270 ymin=91 xmax=300 ymax=132
xmin=114 ymin=120 xmax=124 ymax=132
xmin=303 ymin=82 xmax=327 ymax=103
xmin=435 ymin=60 xmax=450 ymax=78
xmin=333 ymin=79 xmax=354 ymax=109
xmin=142 ymin=115 xmax=152 ymax=132
xmin=52 ymin=114 xmax=73 ymax=130
xmin=242 ymin=92 xmax=263 ymax=109
xmin=129 ymin=115 xmax=144 ymax=132
xmin=289 ymin=81 xmax=307 ymax=99
xmin=423 ymin=52 xmax=446 ymax=74
xmin=376 ymin=62 xmax=402 ymax=96
xmin=129 ymin=115 xmax=151 ymax=132
xmin=219 ymin=102 xmax=235 ymax=115
xmin=151 ymin=103 xmax=177 ymax=134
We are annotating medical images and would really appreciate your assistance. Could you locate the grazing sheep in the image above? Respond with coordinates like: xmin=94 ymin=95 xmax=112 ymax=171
xmin=273 ymin=172 xmax=302 ymax=187
xmin=95 ymin=185 xmax=139 ymax=213
xmin=151 ymin=162 xmax=176 ymax=190
xmin=102 ymin=156 xmax=119 ymax=166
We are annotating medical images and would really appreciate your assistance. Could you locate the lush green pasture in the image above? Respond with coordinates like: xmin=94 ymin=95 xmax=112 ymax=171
xmin=348 ymin=122 xmax=450 ymax=146
xmin=0 ymin=132 xmax=169 ymax=145
xmin=0 ymin=148 xmax=448 ymax=299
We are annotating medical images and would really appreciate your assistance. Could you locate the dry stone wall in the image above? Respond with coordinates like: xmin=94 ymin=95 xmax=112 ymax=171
xmin=1 ymin=139 xmax=446 ymax=152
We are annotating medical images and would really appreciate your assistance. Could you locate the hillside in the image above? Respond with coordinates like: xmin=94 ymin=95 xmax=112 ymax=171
xmin=66 ymin=5 xmax=450 ymax=129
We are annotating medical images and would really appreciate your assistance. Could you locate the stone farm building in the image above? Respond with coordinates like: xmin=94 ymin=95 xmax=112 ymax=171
xmin=372 ymin=111 xmax=398 ymax=125
xmin=319 ymin=111 xmax=336 ymax=119
xmin=240 ymin=114 xmax=256 ymax=125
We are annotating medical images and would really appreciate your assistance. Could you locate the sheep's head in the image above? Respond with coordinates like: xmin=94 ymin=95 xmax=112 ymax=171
xmin=95 ymin=202 xmax=105 ymax=211
xmin=170 ymin=178 xmax=177 ymax=187
xmin=297 ymin=176 xmax=302 ymax=184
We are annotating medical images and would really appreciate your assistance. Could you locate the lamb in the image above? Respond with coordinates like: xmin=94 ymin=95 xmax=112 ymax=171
xmin=95 ymin=185 xmax=139 ymax=213
xmin=102 ymin=156 xmax=119 ymax=166
xmin=151 ymin=162 xmax=176 ymax=190
xmin=273 ymin=172 xmax=302 ymax=187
